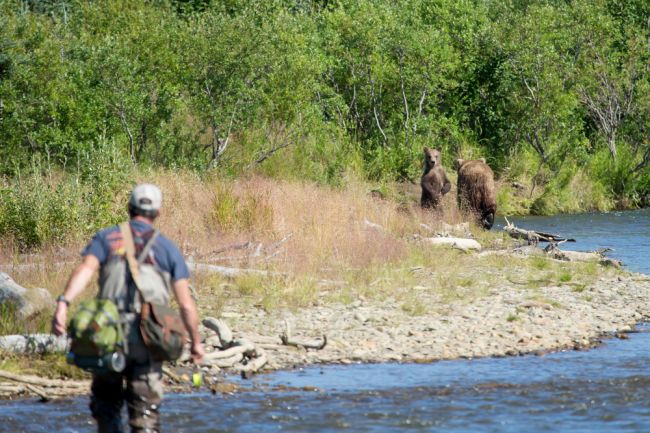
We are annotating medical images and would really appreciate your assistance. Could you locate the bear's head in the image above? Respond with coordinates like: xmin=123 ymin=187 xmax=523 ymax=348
xmin=454 ymin=158 xmax=486 ymax=171
xmin=423 ymin=147 xmax=442 ymax=169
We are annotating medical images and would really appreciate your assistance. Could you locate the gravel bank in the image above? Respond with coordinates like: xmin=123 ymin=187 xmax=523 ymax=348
xmin=214 ymin=273 xmax=650 ymax=370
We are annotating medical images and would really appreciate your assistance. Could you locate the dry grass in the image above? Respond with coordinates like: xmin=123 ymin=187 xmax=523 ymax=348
xmin=143 ymin=171 xmax=461 ymax=276
xmin=1 ymin=170 xmax=617 ymax=317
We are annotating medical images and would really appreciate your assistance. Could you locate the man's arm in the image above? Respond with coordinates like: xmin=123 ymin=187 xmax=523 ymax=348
xmin=51 ymin=254 xmax=100 ymax=336
xmin=172 ymin=278 xmax=205 ymax=363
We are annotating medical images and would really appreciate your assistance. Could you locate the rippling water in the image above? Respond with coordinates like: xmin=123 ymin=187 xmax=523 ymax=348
xmin=2 ymin=327 xmax=649 ymax=433
xmin=2 ymin=210 xmax=649 ymax=433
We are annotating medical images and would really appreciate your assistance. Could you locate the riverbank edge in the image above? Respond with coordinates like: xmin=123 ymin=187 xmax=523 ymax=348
xmin=2 ymin=262 xmax=649 ymax=399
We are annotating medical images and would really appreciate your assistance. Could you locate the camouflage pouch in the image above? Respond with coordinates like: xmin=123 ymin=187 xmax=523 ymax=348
xmin=140 ymin=302 xmax=186 ymax=361
xmin=68 ymin=299 xmax=124 ymax=357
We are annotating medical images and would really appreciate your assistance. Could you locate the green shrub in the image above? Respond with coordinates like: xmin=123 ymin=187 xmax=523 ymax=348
xmin=0 ymin=145 xmax=130 ymax=249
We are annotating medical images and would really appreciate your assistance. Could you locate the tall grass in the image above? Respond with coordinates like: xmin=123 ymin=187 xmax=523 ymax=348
xmin=0 ymin=170 xmax=619 ymax=318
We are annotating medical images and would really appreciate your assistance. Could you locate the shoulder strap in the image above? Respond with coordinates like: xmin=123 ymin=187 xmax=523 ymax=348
xmin=119 ymin=222 xmax=161 ymax=306
xmin=119 ymin=222 xmax=140 ymax=288
xmin=138 ymin=230 xmax=160 ymax=265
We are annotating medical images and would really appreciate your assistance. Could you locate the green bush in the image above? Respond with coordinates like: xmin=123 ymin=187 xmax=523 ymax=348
xmin=0 ymin=0 xmax=648 ymax=215
xmin=0 ymin=143 xmax=130 ymax=248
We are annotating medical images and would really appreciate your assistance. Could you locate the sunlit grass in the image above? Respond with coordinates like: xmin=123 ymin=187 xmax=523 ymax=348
xmin=0 ymin=172 xmax=618 ymax=324
xmin=0 ymin=352 xmax=89 ymax=380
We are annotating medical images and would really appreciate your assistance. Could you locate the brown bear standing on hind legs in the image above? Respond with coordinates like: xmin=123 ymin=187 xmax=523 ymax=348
xmin=420 ymin=147 xmax=452 ymax=211
xmin=455 ymin=158 xmax=497 ymax=229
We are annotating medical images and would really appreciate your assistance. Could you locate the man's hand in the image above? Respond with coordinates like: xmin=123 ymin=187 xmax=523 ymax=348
xmin=51 ymin=303 xmax=68 ymax=336
xmin=50 ymin=254 xmax=99 ymax=336
xmin=172 ymin=278 xmax=204 ymax=364
xmin=191 ymin=341 xmax=205 ymax=364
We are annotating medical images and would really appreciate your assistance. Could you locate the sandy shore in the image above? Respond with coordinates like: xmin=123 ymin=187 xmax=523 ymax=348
xmin=215 ymin=272 xmax=650 ymax=369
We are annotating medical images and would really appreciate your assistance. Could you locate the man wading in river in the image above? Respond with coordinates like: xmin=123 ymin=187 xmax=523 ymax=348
xmin=51 ymin=183 xmax=205 ymax=433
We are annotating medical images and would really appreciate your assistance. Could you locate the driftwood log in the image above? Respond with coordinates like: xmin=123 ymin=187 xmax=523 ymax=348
xmin=239 ymin=349 xmax=268 ymax=379
xmin=504 ymin=217 xmax=576 ymax=244
xmin=0 ymin=334 xmax=68 ymax=354
xmin=500 ymin=219 xmax=621 ymax=268
xmin=195 ymin=319 xmax=268 ymax=376
xmin=0 ymin=369 xmax=89 ymax=400
xmin=202 ymin=317 xmax=234 ymax=348
xmin=280 ymin=319 xmax=327 ymax=350
xmin=203 ymin=340 xmax=255 ymax=362
xmin=545 ymin=244 xmax=623 ymax=268
xmin=422 ymin=236 xmax=482 ymax=251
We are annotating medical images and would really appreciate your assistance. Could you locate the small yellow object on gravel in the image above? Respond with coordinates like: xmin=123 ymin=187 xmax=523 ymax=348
xmin=192 ymin=371 xmax=202 ymax=388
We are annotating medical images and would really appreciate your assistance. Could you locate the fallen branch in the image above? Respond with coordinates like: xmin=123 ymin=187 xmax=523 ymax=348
xmin=202 ymin=317 xmax=233 ymax=348
xmin=25 ymin=383 xmax=50 ymax=402
xmin=0 ymin=370 xmax=88 ymax=389
xmin=504 ymin=217 xmax=575 ymax=243
xmin=266 ymin=233 xmax=293 ymax=253
xmin=545 ymin=245 xmax=623 ymax=268
xmin=203 ymin=340 xmax=255 ymax=362
xmin=239 ymin=349 xmax=268 ymax=379
xmin=205 ymin=352 xmax=244 ymax=368
xmin=188 ymin=262 xmax=284 ymax=278
xmin=162 ymin=366 xmax=182 ymax=383
xmin=0 ymin=384 xmax=84 ymax=399
xmin=210 ymin=241 xmax=252 ymax=256
xmin=364 ymin=220 xmax=384 ymax=231
xmin=280 ymin=319 xmax=327 ymax=350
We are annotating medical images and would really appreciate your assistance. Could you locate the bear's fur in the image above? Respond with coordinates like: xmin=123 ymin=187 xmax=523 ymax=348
xmin=455 ymin=158 xmax=497 ymax=230
xmin=420 ymin=147 xmax=451 ymax=210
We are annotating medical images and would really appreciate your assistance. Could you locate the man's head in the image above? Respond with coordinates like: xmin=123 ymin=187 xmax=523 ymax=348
xmin=128 ymin=183 xmax=162 ymax=219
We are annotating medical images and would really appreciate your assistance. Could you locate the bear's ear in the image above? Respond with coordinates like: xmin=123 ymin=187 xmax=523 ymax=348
xmin=479 ymin=158 xmax=486 ymax=163
xmin=423 ymin=146 xmax=430 ymax=153
xmin=455 ymin=159 xmax=464 ymax=170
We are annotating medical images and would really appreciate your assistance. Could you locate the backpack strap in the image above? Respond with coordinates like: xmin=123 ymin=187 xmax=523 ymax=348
xmin=119 ymin=222 xmax=140 ymax=287
xmin=119 ymin=222 xmax=159 ymax=304
xmin=138 ymin=230 xmax=160 ymax=265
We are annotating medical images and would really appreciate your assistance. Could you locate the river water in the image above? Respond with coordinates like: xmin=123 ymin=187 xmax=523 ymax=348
xmin=496 ymin=209 xmax=650 ymax=275
xmin=1 ymin=210 xmax=649 ymax=433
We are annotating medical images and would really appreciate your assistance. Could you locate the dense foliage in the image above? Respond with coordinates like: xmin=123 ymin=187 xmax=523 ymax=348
xmin=0 ymin=0 xmax=649 ymax=246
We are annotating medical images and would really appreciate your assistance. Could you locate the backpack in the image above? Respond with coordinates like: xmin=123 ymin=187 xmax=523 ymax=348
xmin=119 ymin=223 xmax=186 ymax=362
xmin=68 ymin=299 xmax=124 ymax=357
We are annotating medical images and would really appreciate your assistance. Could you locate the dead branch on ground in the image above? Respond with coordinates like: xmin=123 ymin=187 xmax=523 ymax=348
xmin=504 ymin=217 xmax=576 ymax=244
xmin=280 ymin=319 xmax=327 ymax=350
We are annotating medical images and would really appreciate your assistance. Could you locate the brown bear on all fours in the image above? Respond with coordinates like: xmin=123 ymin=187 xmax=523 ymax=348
xmin=420 ymin=147 xmax=451 ymax=211
xmin=455 ymin=158 xmax=497 ymax=230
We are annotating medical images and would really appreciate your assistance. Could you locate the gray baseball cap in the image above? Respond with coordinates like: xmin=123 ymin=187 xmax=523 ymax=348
xmin=129 ymin=183 xmax=162 ymax=212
